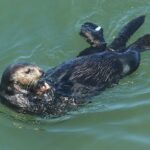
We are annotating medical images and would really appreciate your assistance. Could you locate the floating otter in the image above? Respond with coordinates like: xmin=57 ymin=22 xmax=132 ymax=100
xmin=0 ymin=16 xmax=150 ymax=116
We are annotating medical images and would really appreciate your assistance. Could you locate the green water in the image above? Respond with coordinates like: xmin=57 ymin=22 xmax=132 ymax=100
xmin=0 ymin=0 xmax=150 ymax=150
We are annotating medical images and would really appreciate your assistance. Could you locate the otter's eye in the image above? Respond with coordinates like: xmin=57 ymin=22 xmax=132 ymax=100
xmin=25 ymin=68 xmax=31 ymax=74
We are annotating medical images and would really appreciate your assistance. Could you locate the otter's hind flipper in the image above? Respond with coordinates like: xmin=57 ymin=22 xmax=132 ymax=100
xmin=109 ymin=15 xmax=145 ymax=50
xmin=129 ymin=34 xmax=150 ymax=52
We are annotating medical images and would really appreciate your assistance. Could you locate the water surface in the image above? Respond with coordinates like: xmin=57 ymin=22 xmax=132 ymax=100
xmin=0 ymin=0 xmax=150 ymax=150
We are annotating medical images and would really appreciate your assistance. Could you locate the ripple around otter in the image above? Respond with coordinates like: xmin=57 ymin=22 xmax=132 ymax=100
xmin=0 ymin=0 xmax=150 ymax=150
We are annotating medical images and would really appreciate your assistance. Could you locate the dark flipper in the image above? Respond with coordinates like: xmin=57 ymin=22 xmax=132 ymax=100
xmin=128 ymin=34 xmax=150 ymax=52
xmin=109 ymin=15 xmax=145 ymax=50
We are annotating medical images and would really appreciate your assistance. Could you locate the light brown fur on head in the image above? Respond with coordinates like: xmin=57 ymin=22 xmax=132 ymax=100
xmin=0 ymin=63 xmax=44 ymax=94
xmin=12 ymin=65 xmax=43 ymax=87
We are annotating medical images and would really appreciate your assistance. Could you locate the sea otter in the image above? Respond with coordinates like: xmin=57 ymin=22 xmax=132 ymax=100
xmin=0 ymin=16 xmax=149 ymax=116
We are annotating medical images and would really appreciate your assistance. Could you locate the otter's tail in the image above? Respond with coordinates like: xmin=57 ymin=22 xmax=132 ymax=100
xmin=109 ymin=15 xmax=145 ymax=50
xmin=128 ymin=34 xmax=150 ymax=52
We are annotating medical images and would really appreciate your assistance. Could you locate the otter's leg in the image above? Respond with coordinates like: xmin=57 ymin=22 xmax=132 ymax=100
xmin=77 ymin=22 xmax=106 ymax=57
xmin=79 ymin=22 xmax=106 ymax=47
xmin=109 ymin=15 xmax=145 ymax=51
xmin=77 ymin=15 xmax=145 ymax=57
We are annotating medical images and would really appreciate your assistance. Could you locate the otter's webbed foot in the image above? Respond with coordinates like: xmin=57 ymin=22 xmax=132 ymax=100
xmin=109 ymin=15 xmax=145 ymax=51
xmin=128 ymin=34 xmax=150 ymax=52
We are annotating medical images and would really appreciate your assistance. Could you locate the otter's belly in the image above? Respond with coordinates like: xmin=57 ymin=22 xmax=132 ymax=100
xmin=45 ymin=52 xmax=123 ymax=99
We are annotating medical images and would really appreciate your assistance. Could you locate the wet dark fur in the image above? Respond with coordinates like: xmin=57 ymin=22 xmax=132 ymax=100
xmin=0 ymin=16 xmax=150 ymax=117
xmin=78 ymin=15 xmax=145 ymax=56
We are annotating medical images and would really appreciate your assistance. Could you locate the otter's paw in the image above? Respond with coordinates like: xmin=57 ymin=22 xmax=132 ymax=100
xmin=34 ymin=81 xmax=50 ymax=95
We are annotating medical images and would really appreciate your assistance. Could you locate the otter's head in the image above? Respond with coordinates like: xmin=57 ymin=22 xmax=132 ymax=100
xmin=0 ymin=63 xmax=44 ymax=95
xmin=80 ymin=22 xmax=106 ymax=47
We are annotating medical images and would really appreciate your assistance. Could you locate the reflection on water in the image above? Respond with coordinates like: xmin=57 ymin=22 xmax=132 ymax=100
xmin=0 ymin=0 xmax=150 ymax=150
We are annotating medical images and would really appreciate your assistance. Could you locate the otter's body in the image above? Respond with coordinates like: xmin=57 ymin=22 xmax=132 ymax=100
xmin=0 ymin=40 xmax=146 ymax=116
xmin=44 ymin=44 xmax=141 ymax=99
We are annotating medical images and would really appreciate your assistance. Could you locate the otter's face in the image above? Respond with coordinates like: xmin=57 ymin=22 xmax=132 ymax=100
xmin=0 ymin=63 xmax=44 ymax=93
xmin=12 ymin=65 xmax=44 ymax=87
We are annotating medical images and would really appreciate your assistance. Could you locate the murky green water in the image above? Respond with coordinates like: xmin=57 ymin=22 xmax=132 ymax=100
xmin=0 ymin=0 xmax=150 ymax=150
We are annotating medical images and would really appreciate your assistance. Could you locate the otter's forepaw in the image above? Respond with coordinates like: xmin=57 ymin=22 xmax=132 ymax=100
xmin=34 ymin=81 xmax=50 ymax=96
